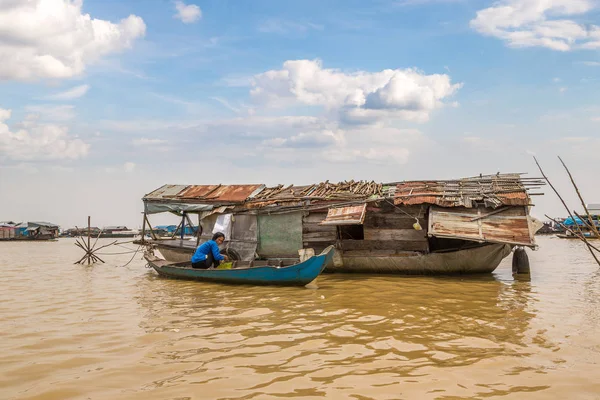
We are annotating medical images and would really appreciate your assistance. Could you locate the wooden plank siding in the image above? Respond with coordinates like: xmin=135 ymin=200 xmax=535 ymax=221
xmin=360 ymin=205 xmax=429 ymax=253
xmin=303 ymin=212 xmax=337 ymax=253
xmin=303 ymin=206 xmax=430 ymax=254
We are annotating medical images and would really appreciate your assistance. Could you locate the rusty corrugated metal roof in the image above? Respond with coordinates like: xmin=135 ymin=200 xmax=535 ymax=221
xmin=320 ymin=204 xmax=367 ymax=225
xmin=178 ymin=185 xmax=221 ymax=199
xmin=145 ymin=184 xmax=264 ymax=203
xmin=428 ymin=206 xmax=535 ymax=247
xmin=394 ymin=175 xmax=531 ymax=208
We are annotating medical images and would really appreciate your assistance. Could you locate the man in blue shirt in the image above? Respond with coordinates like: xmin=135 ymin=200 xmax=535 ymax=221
xmin=191 ymin=232 xmax=229 ymax=269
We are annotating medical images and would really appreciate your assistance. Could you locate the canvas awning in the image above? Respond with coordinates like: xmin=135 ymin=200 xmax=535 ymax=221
xmin=144 ymin=202 xmax=213 ymax=215
xmin=427 ymin=205 xmax=537 ymax=248
xmin=320 ymin=204 xmax=367 ymax=226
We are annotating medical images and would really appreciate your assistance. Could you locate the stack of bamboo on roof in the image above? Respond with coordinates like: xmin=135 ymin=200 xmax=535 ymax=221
xmin=251 ymin=180 xmax=384 ymax=202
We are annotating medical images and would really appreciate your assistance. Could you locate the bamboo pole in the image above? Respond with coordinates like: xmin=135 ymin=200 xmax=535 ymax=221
xmin=534 ymin=157 xmax=600 ymax=265
xmin=141 ymin=212 xmax=147 ymax=244
xmin=145 ymin=214 xmax=158 ymax=240
xmin=87 ymin=216 xmax=91 ymax=264
xmin=558 ymin=156 xmax=600 ymax=238
xmin=545 ymin=215 xmax=600 ymax=253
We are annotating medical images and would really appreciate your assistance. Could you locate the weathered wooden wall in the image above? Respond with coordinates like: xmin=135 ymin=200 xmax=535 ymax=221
xmin=302 ymin=212 xmax=337 ymax=254
xmin=302 ymin=204 xmax=429 ymax=256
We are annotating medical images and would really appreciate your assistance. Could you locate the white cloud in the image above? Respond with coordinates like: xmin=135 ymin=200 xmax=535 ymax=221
xmin=251 ymin=59 xmax=461 ymax=124
xmin=470 ymin=0 xmax=600 ymax=51
xmin=174 ymin=1 xmax=201 ymax=24
xmin=262 ymin=129 xmax=345 ymax=149
xmin=210 ymin=97 xmax=241 ymax=113
xmin=24 ymin=105 xmax=76 ymax=121
xmin=124 ymin=162 xmax=136 ymax=172
xmin=324 ymin=147 xmax=411 ymax=164
xmin=559 ymin=87 xmax=568 ymax=93
xmin=132 ymin=138 xmax=168 ymax=146
xmin=45 ymin=84 xmax=90 ymax=100
xmin=581 ymin=61 xmax=600 ymax=66
xmin=0 ymin=0 xmax=146 ymax=81
xmin=0 ymin=108 xmax=90 ymax=161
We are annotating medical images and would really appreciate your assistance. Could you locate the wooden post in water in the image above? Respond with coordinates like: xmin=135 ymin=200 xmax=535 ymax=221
xmin=87 ymin=216 xmax=91 ymax=265
xmin=141 ymin=212 xmax=147 ymax=244
xmin=74 ymin=216 xmax=110 ymax=265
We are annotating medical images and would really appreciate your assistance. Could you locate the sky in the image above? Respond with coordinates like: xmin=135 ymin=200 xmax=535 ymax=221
xmin=1 ymin=0 xmax=600 ymax=229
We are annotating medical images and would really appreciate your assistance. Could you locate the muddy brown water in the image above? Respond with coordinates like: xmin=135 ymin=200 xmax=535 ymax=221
xmin=0 ymin=236 xmax=599 ymax=399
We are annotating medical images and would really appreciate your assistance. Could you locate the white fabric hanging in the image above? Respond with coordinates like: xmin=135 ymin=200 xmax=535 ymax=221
xmin=212 ymin=213 xmax=232 ymax=239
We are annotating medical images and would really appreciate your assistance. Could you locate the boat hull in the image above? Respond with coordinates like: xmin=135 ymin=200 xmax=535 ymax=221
xmin=147 ymin=240 xmax=512 ymax=275
xmin=146 ymin=246 xmax=334 ymax=286
xmin=329 ymin=244 xmax=512 ymax=274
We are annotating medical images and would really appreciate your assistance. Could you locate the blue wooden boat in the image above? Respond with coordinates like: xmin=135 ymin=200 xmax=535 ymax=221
xmin=144 ymin=245 xmax=334 ymax=286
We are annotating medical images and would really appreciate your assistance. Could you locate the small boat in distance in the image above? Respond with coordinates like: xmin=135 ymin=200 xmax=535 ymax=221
xmin=556 ymin=232 xmax=600 ymax=239
xmin=144 ymin=245 xmax=335 ymax=286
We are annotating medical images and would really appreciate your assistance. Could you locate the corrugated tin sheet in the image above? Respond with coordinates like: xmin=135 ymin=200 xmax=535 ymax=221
xmin=145 ymin=184 xmax=264 ymax=203
xmin=144 ymin=184 xmax=188 ymax=200
xmin=428 ymin=206 xmax=536 ymax=247
xmin=320 ymin=204 xmax=367 ymax=225
xmin=394 ymin=174 xmax=531 ymax=208
xmin=201 ymin=184 xmax=263 ymax=202
xmin=178 ymin=185 xmax=221 ymax=199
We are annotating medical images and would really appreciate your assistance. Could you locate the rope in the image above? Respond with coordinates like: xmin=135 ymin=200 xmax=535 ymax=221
xmin=117 ymin=245 xmax=144 ymax=268
xmin=95 ymin=250 xmax=140 ymax=255
xmin=384 ymin=199 xmax=423 ymax=219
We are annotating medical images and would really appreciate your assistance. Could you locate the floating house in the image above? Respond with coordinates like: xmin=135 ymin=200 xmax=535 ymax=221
xmin=138 ymin=173 xmax=544 ymax=274
xmin=0 ymin=222 xmax=16 ymax=240
xmin=0 ymin=221 xmax=59 ymax=240
xmin=100 ymin=226 xmax=138 ymax=238
xmin=61 ymin=226 xmax=138 ymax=238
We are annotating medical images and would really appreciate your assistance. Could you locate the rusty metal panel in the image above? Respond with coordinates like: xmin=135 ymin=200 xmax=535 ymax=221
xmin=206 ymin=184 xmax=264 ymax=201
xmin=428 ymin=206 xmax=536 ymax=247
xmin=178 ymin=185 xmax=221 ymax=199
xmin=320 ymin=204 xmax=367 ymax=225
xmin=144 ymin=184 xmax=188 ymax=200
xmin=178 ymin=184 xmax=264 ymax=202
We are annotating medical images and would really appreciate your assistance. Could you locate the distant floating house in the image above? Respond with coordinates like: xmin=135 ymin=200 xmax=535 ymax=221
xmin=0 ymin=221 xmax=60 ymax=240
xmin=587 ymin=204 xmax=600 ymax=215
xmin=24 ymin=222 xmax=60 ymax=240
xmin=0 ymin=222 xmax=16 ymax=240
xmin=137 ymin=173 xmax=545 ymax=275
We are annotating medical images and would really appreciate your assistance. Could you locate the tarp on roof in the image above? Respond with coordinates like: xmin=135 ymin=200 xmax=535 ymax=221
xmin=564 ymin=216 xmax=584 ymax=226
xmin=428 ymin=205 xmax=537 ymax=248
xmin=144 ymin=202 xmax=213 ymax=215
xmin=28 ymin=221 xmax=59 ymax=228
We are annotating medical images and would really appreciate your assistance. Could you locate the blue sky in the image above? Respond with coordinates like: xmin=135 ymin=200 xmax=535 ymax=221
xmin=1 ymin=0 xmax=599 ymax=228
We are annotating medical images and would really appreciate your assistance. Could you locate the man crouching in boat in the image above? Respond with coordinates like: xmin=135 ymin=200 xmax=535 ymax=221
xmin=191 ymin=232 xmax=229 ymax=269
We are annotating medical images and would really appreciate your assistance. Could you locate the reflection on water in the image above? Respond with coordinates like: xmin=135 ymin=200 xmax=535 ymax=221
xmin=0 ymin=237 xmax=599 ymax=399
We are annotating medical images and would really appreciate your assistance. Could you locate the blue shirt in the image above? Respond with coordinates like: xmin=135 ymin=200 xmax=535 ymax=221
xmin=191 ymin=240 xmax=225 ymax=263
